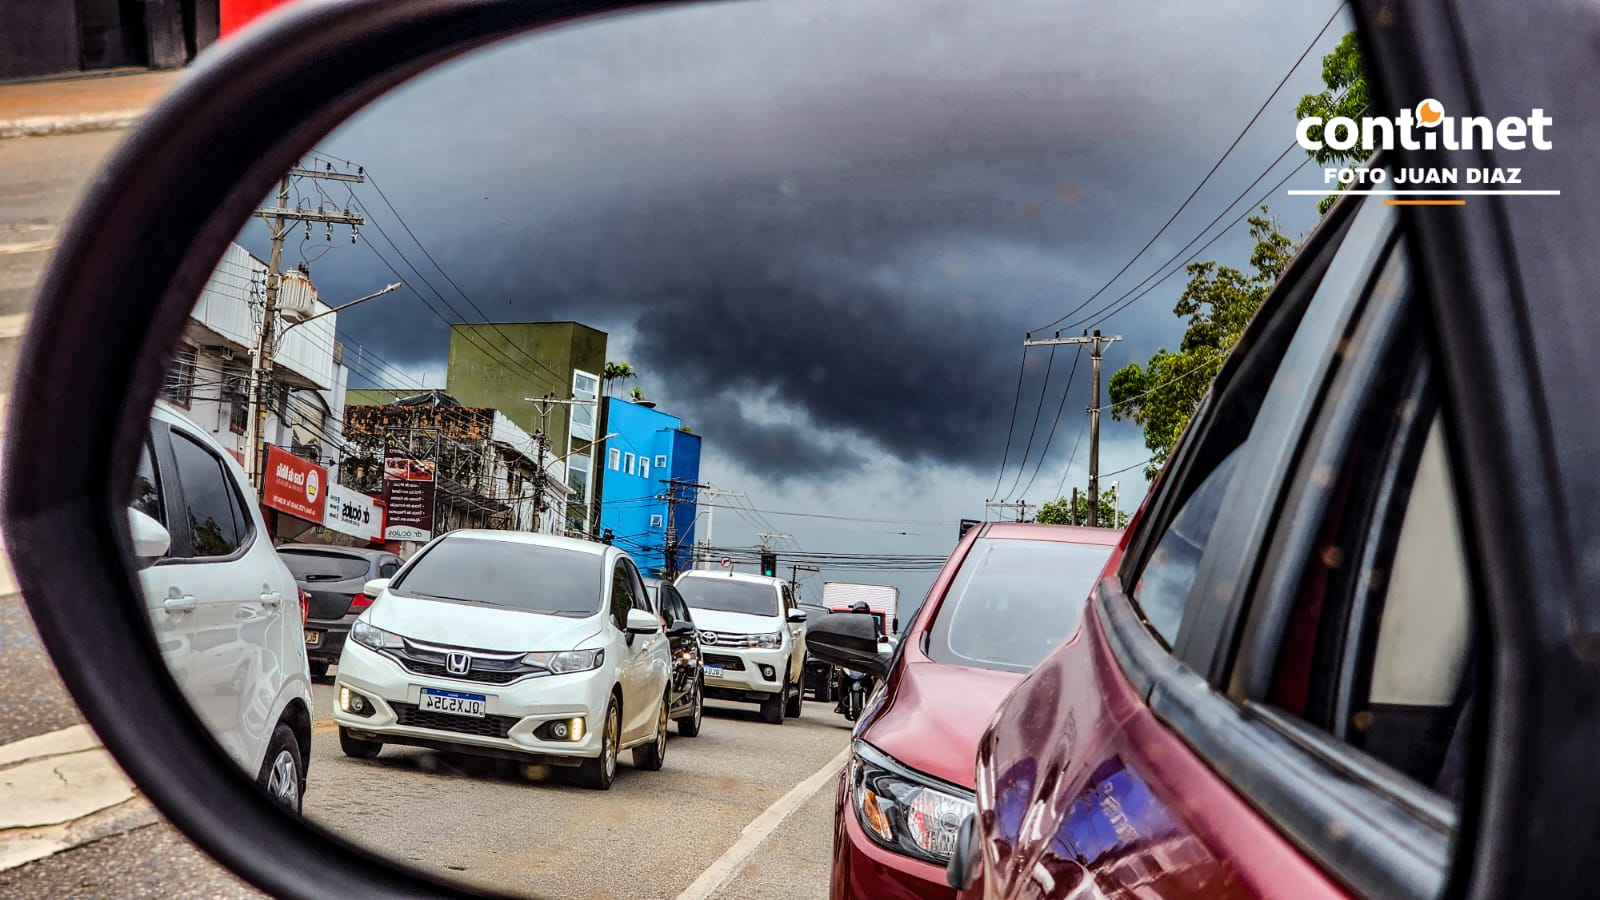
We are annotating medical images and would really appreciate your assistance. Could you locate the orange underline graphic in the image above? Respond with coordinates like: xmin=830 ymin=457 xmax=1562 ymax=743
xmin=1382 ymin=199 xmax=1466 ymax=206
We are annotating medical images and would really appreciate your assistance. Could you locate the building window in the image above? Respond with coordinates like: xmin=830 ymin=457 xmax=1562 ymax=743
xmin=624 ymin=452 xmax=636 ymax=475
xmin=655 ymin=454 xmax=667 ymax=469
xmin=223 ymin=363 xmax=249 ymax=434
xmin=650 ymin=514 xmax=664 ymax=529
xmin=609 ymin=447 xmax=621 ymax=470
xmin=640 ymin=457 xmax=651 ymax=481
xmin=162 ymin=346 xmax=197 ymax=407
xmin=571 ymin=370 xmax=599 ymax=441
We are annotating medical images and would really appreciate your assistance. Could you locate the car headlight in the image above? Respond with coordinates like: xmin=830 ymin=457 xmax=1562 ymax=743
xmin=754 ymin=632 xmax=782 ymax=649
xmin=849 ymin=740 xmax=975 ymax=863
xmin=350 ymin=620 xmax=403 ymax=652
xmin=523 ymin=649 xmax=604 ymax=674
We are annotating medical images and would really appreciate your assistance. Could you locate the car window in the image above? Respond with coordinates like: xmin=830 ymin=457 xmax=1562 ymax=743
xmin=169 ymin=431 xmax=248 ymax=558
xmin=1130 ymin=449 xmax=1242 ymax=645
xmin=378 ymin=560 xmax=400 ymax=578
xmin=677 ymin=577 xmax=781 ymax=617
xmin=610 ymin=562 xmax=637 ymax=628
xmin=131 ymin=438 xmax=164 ymax=526
xmin=663 ymin=587 xmax=689 ymax=625
xmin=626 ymin=561 xmax=653 ymax=612
xmin=279 ymin=550 xmax=370 ymax=582
xmin=925 ymin=538 xmax=1114 ymax=674
xmin=389 ymin=538 xmax=604 ymax=617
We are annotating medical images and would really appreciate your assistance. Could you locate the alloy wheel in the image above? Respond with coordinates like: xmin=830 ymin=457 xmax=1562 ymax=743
xmin=603 ymin=705 xmax=619 ymax=780
xmin=655 ymin=700 xmax=668 ymax=757
xmin=266 ymin=750 xmax=298 ymax=807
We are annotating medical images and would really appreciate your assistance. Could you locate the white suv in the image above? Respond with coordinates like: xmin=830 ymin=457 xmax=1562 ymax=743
xmin=332 ymin=531 xmax=672 ymax=790
xmin=675 ymin=571 xmax=807 ymax=724
xmin=130 ymin=402 xmax=314 ymax=811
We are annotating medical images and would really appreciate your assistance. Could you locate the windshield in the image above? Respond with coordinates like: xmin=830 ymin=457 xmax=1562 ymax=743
xmin=677 ymin=577 xmax=780 ymax=617
xmin=390 ymin=538 xmax=604 ymax=617
xmin=279 ymin=550 xmax=371 ymax=582
xmin=925 ymin=538 xmax=1114 ymax=674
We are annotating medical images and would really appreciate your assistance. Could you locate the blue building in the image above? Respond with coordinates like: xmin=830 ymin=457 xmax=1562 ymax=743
xmin=598 ymin=398 xmax=702 ymax=579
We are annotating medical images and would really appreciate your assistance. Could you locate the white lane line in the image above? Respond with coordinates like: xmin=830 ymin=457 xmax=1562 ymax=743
xmin=0 ymin=314 xmax=25 ymax=340
xmin=676 ymin=745 xmax=850 ymax=900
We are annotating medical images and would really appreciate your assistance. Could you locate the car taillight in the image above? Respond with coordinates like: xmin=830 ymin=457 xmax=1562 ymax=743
xmin=298 ymin=588 xmax=310 ymax=627
xmin=347 ymin=593 xmax=373 ymax=614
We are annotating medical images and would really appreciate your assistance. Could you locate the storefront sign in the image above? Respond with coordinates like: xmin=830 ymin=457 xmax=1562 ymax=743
xmin=324 ymin=483 xmax=383 ymax=543
xmin=383 ymin=456 xmax=435 ymax=541
xmin=262 ymin=445 xmax=325 ymax=524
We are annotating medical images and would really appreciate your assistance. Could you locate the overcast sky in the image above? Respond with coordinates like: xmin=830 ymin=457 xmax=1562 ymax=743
xmin=232 ymin=0 xmax=1354 ymax=609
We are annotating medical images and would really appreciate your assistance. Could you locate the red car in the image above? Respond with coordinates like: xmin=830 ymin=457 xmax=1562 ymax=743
xmin=951 ymin=188 xmax=1480 ymax=898
xmin=809 ymin=522 xmax=1119 ymax=899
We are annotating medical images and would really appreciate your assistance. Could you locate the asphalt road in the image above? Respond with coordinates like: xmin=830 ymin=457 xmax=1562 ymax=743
xmin=303 ymin=681 xmax=850 ymax=899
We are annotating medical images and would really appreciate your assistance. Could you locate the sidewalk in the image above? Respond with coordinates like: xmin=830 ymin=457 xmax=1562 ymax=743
xmin=0 ymin=71 xmax=180 ymax=140
xmin=0 ymin=725 xmax=156 ymax=871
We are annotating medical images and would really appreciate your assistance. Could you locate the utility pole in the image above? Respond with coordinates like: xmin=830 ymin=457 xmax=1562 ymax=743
xmin=1024 ymin=329 xmax=1121 ymax=526
xmin=697 ymin=485 xmax=745 ymax=570
xmin=661 ymin=477 xmax=710 ymax=580
xmin=1071 ymin=487 xmax=1081 ymax=526
xmin=522 ymin=394 xmax=596 ymax=533
xmin=245 ymin=165 xmax=365 ymax=488
xmin=789 ymin=563 xmax=821 ymax=600
xmin=985 ymin=500 xmax=1033 ymax=522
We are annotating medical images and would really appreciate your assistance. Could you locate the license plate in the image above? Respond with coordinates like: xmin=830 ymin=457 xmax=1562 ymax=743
xmin=704 ymin=665 xmax=724 ymax=678
xmin=419 ymin=688 xmax=486 ymax=718
xmin=304 ymin=631 xmax=322 ymax=647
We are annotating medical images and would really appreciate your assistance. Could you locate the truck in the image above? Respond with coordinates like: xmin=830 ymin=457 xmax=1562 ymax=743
xmin=821 ymin=582 xmax=900 ymax=639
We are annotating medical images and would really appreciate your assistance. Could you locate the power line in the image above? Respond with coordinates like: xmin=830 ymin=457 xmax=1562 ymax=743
xmin=988 ymin=343 xmax=1031 ymax=503
xmin=1016 ymin=345 xmax=1084 ymax=501
xmin=1030 ymin=0 xmax=1350 ymax=334
xmin=1000 ymin=345 xmax=1057 ymax=501
xmin=1051 ymin=412 xmax=1091 ymax=501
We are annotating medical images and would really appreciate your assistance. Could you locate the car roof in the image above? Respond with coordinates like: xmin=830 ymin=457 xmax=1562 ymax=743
xmin=981 ymin=522 xmax=1123 ymax=546
xmin=677 ymin=570 xmax=784 ymax=587
xmin=439 ymin=529 xmax=610 ymax=556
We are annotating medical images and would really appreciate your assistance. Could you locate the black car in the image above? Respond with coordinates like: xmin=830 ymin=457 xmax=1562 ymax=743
xmin=277 ymin=545 xmax=403 ymax=678
xmin=647 ymin=579 xmax=705 ymax=736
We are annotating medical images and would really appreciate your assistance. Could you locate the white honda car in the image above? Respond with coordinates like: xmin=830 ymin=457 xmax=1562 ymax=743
xmin=332 ymin=531 xmax=672 ymax=790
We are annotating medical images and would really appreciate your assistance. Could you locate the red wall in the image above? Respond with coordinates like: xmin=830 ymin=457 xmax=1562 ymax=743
xmin=220 ymin=0 xmax=296 ymax=37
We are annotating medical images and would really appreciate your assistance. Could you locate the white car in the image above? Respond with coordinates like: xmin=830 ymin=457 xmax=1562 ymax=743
xmin=130 ymin=402 xmax=314 ymax=811
xmin=332 ymin=531 xmax=672 ymax=790
xmin=674 ymin=571 xmax=807 ymax=724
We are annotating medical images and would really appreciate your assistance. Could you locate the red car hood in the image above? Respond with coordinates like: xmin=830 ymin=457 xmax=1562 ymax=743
xmin=862 ymin=657 xmax=1023 ymax=790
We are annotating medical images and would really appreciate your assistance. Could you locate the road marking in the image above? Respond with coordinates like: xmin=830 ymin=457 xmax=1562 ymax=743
xmin=0 ymin=240 xmax=55 ymax=257
xmin=676 ymin=744 xmax=850 ymax=900
xmin=0 ymin=314 xmax=26 ymax=340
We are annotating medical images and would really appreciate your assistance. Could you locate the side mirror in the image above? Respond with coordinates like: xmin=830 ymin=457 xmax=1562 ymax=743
xmin=787 ymin=608 xmax=808 ymax=622
xmin=363 ymin=577 xmax=392 ymax=599
xmin=806 ymin=613 xmax=890 ymax=678
xmin=128 ymin=508 xmax=170 ymax=567
xmin=626 ymin=608 xmax=661 ymax=635
xmin=667 ymin=619 xmax=695 ymax=637
xmin=946 ymin=812 xmax=981 ymax=890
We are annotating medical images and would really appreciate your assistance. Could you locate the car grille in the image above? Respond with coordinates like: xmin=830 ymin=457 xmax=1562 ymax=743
xmin=390 ymin=639 xmax=542 ymax=685
xmin=401 ymin=661 xmax=525 ymax=684
xmin=392 ymin=702 xmax=518 ymax=739
xmin=703 ymin=652 xmax=745 ymax=671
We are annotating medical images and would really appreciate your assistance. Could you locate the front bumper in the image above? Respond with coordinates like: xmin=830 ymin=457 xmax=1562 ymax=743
xmin=832 ymin=770 xmax=955 ymax=900
xmin=700 ymin=644 xmax=787 ymax=699
xmin=332 ymin=640 xmax=613 ymax=760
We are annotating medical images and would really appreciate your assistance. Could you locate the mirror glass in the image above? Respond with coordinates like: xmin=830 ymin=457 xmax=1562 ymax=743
xmin=128 ymin=1 xmax=1357 ymax=894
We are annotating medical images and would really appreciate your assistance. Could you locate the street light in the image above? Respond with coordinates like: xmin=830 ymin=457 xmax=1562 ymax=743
xmin=276 ymin=282 xmax=402 ymax=338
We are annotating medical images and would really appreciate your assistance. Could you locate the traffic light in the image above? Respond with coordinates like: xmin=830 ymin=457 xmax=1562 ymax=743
xmin=760 ymin=551 xmax=777 ymax=577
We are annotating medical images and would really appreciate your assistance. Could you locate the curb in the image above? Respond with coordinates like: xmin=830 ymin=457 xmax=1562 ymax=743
xmin=0 ymin=110 xmax=143 ymax=141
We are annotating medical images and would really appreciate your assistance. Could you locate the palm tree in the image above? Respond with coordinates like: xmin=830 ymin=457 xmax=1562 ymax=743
xmin=603 ymin=361 xmax=637 ymax=397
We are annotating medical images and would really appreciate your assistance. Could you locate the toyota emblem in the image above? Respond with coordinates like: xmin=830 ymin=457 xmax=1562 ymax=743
xmin=700 ymin=631 xmax=719 ymax=646
xmin=446 ymin=652 xmax=471 ymax=675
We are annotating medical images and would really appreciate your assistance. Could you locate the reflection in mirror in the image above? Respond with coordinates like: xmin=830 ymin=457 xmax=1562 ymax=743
xmin=131 ymin=1 xmax=1362 ymax=894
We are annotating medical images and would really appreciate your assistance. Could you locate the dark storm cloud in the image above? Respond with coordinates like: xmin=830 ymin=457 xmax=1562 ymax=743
xmin=235 ymin=0 xmax=1348 ymax=484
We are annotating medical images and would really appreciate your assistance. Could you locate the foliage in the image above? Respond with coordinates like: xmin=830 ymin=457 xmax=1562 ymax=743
xmin=603 ymin=361 xmax=637 ymax=396
xmin=1294 ymin=33 xmax=1372 ymax=213
xmin=630 ymin=386 xmax=647 ymax=402
xmin=1035 ymin=492 xmax=1130 ymax=529
xmin=1107 ymin=211 xmax=1296 ymax=480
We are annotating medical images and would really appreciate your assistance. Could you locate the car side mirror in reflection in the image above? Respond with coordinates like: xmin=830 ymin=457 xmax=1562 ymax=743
xmin=946 ymin=812 xmax=980 ymax=889
xmin=626 ymin=608 xmax=661 ymax=635
xmin=788 ymin=608 xmax=808 ymax=622
xmin=128 ymin=507 xmax=169 ymax=567
xmin=806 ymin=613 xmax=890 ymax=678
xmin=362 ymin=577 xmax=391 ymax=599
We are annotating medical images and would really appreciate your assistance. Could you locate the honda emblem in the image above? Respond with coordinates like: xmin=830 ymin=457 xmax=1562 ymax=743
xmin=446 ymin=652 xmax=471 ymax=675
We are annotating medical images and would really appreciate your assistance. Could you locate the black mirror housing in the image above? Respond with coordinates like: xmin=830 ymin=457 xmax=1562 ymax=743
xmin=806 ymin=613 xmax=889 ymax=678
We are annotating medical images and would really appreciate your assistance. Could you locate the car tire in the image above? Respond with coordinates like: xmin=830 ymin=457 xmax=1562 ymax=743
xmin=257 ymin=723 xmax=305 ymax=814
xmin=308 ymin=659 xmax=330 ymax=679
xmin=576 ymin=698 xmax=620 ymax=790
xmin=785 ymin=669 xmax=804 ymax=718
xmin=633 ymin=694 xmax=669 ymax=771
xmin=760 ymin=676 xmax=786 ymax=725
xmin=676 ymin=677 xmax=703 ymax=737
xmin=338 ymin=727 xmax=381 ymax=759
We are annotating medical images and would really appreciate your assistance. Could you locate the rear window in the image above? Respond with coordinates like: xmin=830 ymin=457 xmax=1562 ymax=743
xmin=391 ymin=538 xmax=604 ymax=617
xmin=280 ymin=550 xmax=371 ymax=582
xmin=677 ymin=577 xmax=780 ymax=617
xmin=925 ymin=538 xmax=1114 ymax=674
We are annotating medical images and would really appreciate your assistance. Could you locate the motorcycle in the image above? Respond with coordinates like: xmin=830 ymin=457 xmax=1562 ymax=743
xmin=838 ymin=667 xmax=874 ymax=722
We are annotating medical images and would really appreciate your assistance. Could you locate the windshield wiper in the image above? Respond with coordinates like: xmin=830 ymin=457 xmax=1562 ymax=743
xmin=404 ymin=591 xmax=487 ymax=605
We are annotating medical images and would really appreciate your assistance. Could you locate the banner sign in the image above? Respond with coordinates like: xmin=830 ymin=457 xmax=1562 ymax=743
xmin=262 ymin=445 xmax=326 ymax=524
xmin=324 ymin=483 xmax=383 ymax=543
xmin=383 ymin=456 xmax=435 ymax=541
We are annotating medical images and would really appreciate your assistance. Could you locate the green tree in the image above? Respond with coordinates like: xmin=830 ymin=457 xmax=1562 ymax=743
xmin=1107 ymin=211 xmax=1296 ymax=480
xmin=1294 ymin=33 xmax=1372 ymax=212
xmin=603 ymin=361 xmax=637 ymax=397
xmin=1035 ymin=493 xmax=1130 ymax=529
xmin=630 ymin=386 xmax=647 ymax=402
